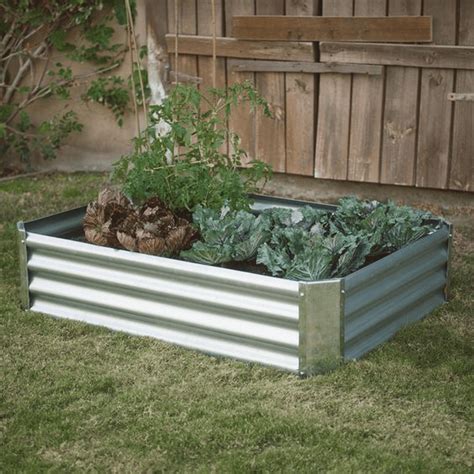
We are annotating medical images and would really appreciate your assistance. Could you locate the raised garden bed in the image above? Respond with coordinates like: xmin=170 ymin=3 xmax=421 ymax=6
xmin=17 ymin=195 xmax=452 ymax=375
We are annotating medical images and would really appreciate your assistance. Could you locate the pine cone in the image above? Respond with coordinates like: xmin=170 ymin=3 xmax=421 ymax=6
xmin=103 ymin=203 xmax=130 ymax=248
xmin=117 ymin=231 xmax=138 ymax=252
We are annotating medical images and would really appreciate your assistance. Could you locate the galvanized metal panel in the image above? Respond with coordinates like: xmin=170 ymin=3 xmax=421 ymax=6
xmin=26 ymin=233 xmax=300 ymax=372
xmin=343 ymin=225 xmax=450 ymax=360
xmin=32 ymin=296 xmax=299 ymax=371
xmin=299 ymin=279 xmax=344 ymax=375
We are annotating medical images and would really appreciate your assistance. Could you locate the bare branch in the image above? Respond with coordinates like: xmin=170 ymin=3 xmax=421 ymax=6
xmin=7 ymin=61 xmax=122 ymax=124
xmin=5 ymin=124 xmax=43 ymax=138
xmin=0 ymin=20 xmax=17 ymax=58
xmin=3 ymin=42 xmax=47 ymax=103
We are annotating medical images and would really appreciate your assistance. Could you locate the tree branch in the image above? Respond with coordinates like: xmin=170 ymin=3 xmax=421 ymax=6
xmin=6 ymin=60 xmax=121 ymax=124
xmin=3 ymin=42 xmax=47 ymax=103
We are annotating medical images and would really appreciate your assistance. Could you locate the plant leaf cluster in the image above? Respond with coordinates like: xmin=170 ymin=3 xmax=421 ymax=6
xmin=0 ymin=0 xmax=140 ymax=171
xmin=181 ymin=197 xmax=437 ymax=281
xmin=112 ymin=82 xmax=273 ymax=212
xmin=180 ymin=206 xmax=272 ymax=264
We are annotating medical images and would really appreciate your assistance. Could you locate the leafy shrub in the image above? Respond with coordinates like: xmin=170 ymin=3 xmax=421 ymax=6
xmin=0 ymin=0 xmax=141 ymax=171
xmin=181 ymin=197 xmax=437 ymax=281
xmin=112 ymin=82 xmax=273 ymax=212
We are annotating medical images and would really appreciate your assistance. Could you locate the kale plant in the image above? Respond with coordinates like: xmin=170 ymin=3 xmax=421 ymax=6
xmin=256 ymin=210 xmax=371 ymax=280
xmin=180 ymin=198 xmax=437 ymax=281
xmin=330 ymin=197 xmax=434 ymax=256
xmin=112 ymin=82 xmax=273 ymax=212
xmin=180 ymin=205 xmax=272 ymax=264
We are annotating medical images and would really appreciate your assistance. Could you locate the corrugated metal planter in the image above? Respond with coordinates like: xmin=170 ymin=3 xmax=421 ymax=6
xmin=17 ymin=196 xmax=452 ymax=375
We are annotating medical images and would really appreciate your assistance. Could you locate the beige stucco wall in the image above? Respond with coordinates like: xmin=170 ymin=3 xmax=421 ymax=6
xmin=27 ymin=0 xmax=147 ymax=172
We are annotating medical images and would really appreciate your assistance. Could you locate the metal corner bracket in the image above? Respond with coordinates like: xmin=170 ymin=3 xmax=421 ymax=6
xmin=444 ymin=221 xmax=454 ymax=301
xmin=17 ymin=221 xmax=30 ymax=310
xmin=298 ymin=278 xmax=344 ymax=376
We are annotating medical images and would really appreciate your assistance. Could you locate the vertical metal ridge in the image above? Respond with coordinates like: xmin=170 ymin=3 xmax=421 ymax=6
xmin=444 ymin=221 xmax=454 ymax=300
xmin=17 ymin=222 xmax=30 ymax=309
xmin=298 ymin=279 xmax=344 ymax=375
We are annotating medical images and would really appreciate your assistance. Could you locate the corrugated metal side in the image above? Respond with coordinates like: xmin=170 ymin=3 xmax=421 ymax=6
xmin=343 ymin=225 xmax=450 ymax=360
xmin=26 ymin=233 xmax=300 ymax=372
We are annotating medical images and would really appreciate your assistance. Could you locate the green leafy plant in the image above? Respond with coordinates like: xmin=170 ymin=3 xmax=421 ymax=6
xmin=180 ymin=205 xmax=272 ymax=265
xmin=180 ymin=198 xmax=437 ymax=281
xmin=112 ymin=82 xmax=273 ymax=212
xmin=330 ymin=197 xmax=435 ymax=256
xmin=0 ymin=0 xmax=142 ymax=171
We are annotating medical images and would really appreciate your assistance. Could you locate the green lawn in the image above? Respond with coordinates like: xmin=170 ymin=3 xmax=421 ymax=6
xmin=1 ymin=173 xmax=473 ymax=472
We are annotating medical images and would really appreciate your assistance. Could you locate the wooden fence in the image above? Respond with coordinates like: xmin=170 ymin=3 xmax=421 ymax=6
xmin=149 ymin=0 xmax=473 ymax=193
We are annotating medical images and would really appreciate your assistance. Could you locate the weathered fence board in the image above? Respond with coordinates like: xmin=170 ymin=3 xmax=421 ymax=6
xmin=165 ymin=35 xmax=315 ymax=61
xmin=157 ymin=0 xmax=472 ymax=194
xmin=232 ymin=16 xmax=432 ymax=43
xmin=254 ymin=0 xmax=286 ymax=173
xmin=347 ymin=0 xmax=386 ymax=183
xmin=416 ymin=0 xmax=456 ymax=189
xmin=228 ymin=59 xmax=382 ymax=75
xmin=284 ymin=0 xmax=318 ymax=177
xmin=449 ymin=0 xmax=474 ymax=192
xmin=197 ymin=0 xmax=226 ymax=156
xmin=315 ymin=0 xmax=353 ymax=181
xmin=380 ymin=0 xmax=422 ymax=186
xmin=197 ymin=0 xmax=226 ymax=92
xmin=167 ymin=0 xmax=197 ymax=79
xmin=320 ymin=43 xmax=474 ymax=71
xmin=225 ymin=0 xmax=256 ymax=165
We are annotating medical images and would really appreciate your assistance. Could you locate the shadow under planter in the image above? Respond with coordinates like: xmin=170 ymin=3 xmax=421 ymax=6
xmin=17 ymin=196 xmax=453 ymax=376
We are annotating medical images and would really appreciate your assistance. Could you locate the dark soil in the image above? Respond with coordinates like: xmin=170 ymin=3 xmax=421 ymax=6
xmin=221 ymin=260 xmax=270 ymax=276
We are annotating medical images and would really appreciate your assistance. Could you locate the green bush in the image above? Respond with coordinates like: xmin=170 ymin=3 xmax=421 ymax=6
xmin=112 ymin=82 xmax=273 ymax=212
xmin=0 ymin=0 xmax=140 ymax=171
